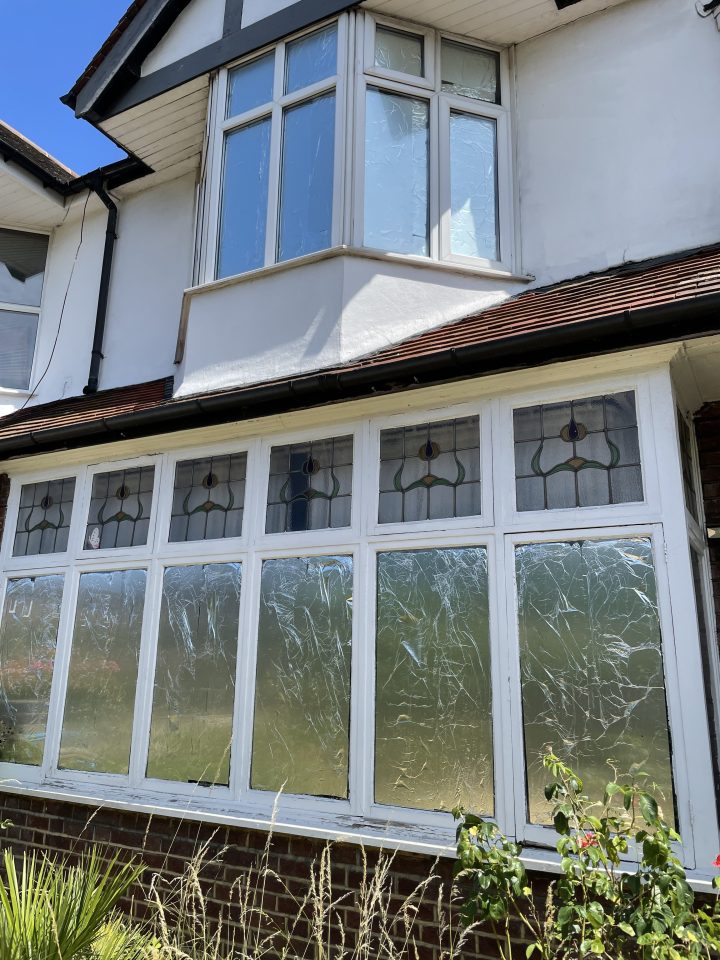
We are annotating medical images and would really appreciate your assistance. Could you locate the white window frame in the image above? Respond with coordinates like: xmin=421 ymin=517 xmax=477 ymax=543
xmin=0 ymin=368 xmax=716 ymax=871
xmin=0 ymin=224 xmax=51 ymax=395
xmin=355 ymin=13 xmax=514 ymax=273
xmin=203 ymin=15 xmax=349 ymax=283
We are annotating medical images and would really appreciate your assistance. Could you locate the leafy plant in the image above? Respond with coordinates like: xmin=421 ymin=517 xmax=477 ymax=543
xmin=0 ymin=846 xmax=152 ymax=960
xmin=454 ymin=753 xmax=720 ymax=959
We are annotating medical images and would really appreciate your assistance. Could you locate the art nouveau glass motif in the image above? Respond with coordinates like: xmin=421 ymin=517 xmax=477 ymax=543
xmin=513 ymin=391 xmax=643 ymax=511
xmin=516 ymin=538 xmax=675 ymax=826
xmin=0 ymin=575 xmax=64 ymax=765
xmin=251 ymin=555 xmax=352 ymax=797
xmin=266 ymin=435 xmax=353 ymax=533
xmin=379 ymin=416 xmax=481 ymax=523
xmin=169 ymin=453 xmax=247 ymax=543
xmin=85 ymin=466 xmax=155 ymax=549
xmin=375 ymin=548 xmax=493 ymax=813
xmin=13 ymin=477 xmax=76 ymax=556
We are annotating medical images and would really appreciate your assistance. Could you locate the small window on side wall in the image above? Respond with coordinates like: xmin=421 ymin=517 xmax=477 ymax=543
xmin=513 ymin=391 xmax=643 ymax=511
xmin=0 ymin=228 xmax=48 ymax=391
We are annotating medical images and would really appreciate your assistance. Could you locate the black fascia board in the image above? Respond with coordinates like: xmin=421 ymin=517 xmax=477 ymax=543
xmin=72 ymin=0 xmax=358 ymax=124
xmin=0 ymin=142 xmax=72 ymax=198
xmin=2 ymin=292 xmax=719 ymax=462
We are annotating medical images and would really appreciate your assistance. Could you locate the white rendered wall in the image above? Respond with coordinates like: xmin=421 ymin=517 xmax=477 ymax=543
xmin=515 ymin=0 xmax=720 ymax=285
xmin=175 ymin=254 xmax=520 ymax=397
xmin=100 ymin=173 xmax=196 ymax=390
xmin=241 ymin=0 xmax=296 ymax=28
xmin=141 ymin=0 xmax=225 ymax=75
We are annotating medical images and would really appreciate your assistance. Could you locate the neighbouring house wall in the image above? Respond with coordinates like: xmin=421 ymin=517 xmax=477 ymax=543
xmin=0 ymin=791 xmax=531 ymax=960
xmin=515 ymin=0 xmax=720 ymax=285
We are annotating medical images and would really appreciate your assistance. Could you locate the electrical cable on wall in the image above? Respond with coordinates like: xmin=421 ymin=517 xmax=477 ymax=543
xmin=18 ymin=190 xmax=92 ymax=412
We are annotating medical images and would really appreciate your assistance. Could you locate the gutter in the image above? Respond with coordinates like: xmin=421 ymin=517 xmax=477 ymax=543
xmin=82 ymin=174 xmax=119 ymax=395
xmin=1 ymin=290 xmax=720 ymax=459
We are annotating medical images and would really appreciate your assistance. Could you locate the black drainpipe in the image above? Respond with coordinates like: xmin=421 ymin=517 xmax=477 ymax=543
xmin=83 ymin=175 xmax=118 ymax=395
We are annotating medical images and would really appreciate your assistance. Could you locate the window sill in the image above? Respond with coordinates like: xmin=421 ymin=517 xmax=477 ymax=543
xmin=0 ymin=779 xmax=716 ymax=892
xmin=0 ymin=387 xmax=31 ymax=398
xmin=189 ymin=246 xmax=534 ymax=299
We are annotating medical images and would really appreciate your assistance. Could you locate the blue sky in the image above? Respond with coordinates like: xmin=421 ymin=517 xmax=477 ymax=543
xmin=0 ymin=1 xmax=132 ymax=174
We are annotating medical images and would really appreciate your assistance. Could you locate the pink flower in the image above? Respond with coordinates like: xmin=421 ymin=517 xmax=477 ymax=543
xmin=578 ymin=832 xmax=599 ymax=850
xmin=713 ymin=855 xmax=720 ymax=868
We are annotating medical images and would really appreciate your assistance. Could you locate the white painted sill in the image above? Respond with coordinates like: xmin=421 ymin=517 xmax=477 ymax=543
xmin=188 ymin=245 xmax=535 ymax=299
xmin=0 ymin=388 xmax=31 ymax=399
xmin=0 ymin=780 xmax=716 ymax=892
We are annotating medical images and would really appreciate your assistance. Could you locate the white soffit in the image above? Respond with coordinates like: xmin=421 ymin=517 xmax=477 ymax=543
xmin=0 ymin=169 xmax=66 ymax=230
xmin=101 ymin=75 xmax=209 ymax=180
xmin=141 ymin=0 xmax=225 ymax=76
xmin=362 ymin=0 xmax=632 ymax=45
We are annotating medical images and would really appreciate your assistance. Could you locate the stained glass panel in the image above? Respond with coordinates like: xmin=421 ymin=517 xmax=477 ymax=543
xmin=147 ymin=563 xmax=242 ymax=786
xmin=85 ymin=466 xmax=155 ymax=550
xmin=375 ymin=548 xmax=492 ymax=813
xmin=59 ymin=569 xmax=146 ymax=775
xmin=169 ymin=453 xmax=247 ymax=543
xmin=677 ymin=410 xmax=699 ymax=521
xmin=379 ymin=416 xmax=480 ymax=523
xmin=513 ymin=391 xmax=643 ymax=511
xmin=266 ymin=435 xmax=353 ymax=533
xmin=0 ymin=575 xmax=64 ymax=766
xmin=13 ymin=477 xmax=76 ymax=556
xmin=251 ymin=556 xmax=352 ymax=797
xmin=516 ymin=538 xmax=675 ymax=826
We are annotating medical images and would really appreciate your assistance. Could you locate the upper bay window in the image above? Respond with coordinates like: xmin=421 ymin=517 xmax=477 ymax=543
xmin=0 ymin=228 xmax=48 ymax=391
xmin=206 ymin=13 xmax=512 ymax=283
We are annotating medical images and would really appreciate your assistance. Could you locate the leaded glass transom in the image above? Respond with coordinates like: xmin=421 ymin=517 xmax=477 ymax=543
xmin=169 ymin=453 xmax=247 ymax=543
xmin=13 ymin=477 xmax=76 ymax=556
xmin=85 ymin=466 xmax=155 ymax=550
xmin=266 ymin=435 xmax=353 ymax=533
xmin=379 ymin=416 xmax=481 ymax=523
xmin=513 ymin=391 xmax=643 ymax=512
xmin=677 ymin=410 xmax=699 ymax=522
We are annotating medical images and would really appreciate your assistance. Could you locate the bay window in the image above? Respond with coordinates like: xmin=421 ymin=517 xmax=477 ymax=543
xmin=0 ymin=227 xmax=48 ymax=392
xmin=0 ymin=370 xmax=715 ymax=869
xmin=205 ymin=13 xmax=513 ymax=283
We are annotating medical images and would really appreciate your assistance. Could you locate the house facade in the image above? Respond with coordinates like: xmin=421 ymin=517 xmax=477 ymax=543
xmin=0 ymin=0 xmax=720 ymax=947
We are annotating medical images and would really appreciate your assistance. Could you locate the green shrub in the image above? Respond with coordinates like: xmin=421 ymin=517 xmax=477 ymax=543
xmin=454 ymin=753 xmax=720 ymax=959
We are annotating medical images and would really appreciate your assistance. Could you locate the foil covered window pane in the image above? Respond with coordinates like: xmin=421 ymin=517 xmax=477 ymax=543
xmin=147 ymin=563 xmax=242 ymax=786
xmin=251 ymin=556 xmax=352 ymax=797
xmin=285 ymin=24 xmax=337 ymax=94
xmin=277 ymin=92 xmax=336 ymax=262
xmin=85 ymin=466 xmax=155 ymax=550
xmin=441 ymin=40 xmax=500 ymax=104
xmin=0 ymin=575 xmax=64 ymax=766
xmin=677 ymin=410 xmax=699 ymax=521
xmin=376 ymin=549 xmax=492 ymax=813
xmin=516 ymin=538 xmax=675 ymax=826
xmin=0 ymin=310 xmax=38 ymax=391
xmin=0 ymin=228 xmax=48 ymax=307
xmin=169 ymin=453 xmax=247 ymax=543
xmin=513 ymin=391 xmax=643 ymax=511
xmin=59 ymin=570 xmax=146 ymax=775
xmin=227 ymin=53 xmax=274 ymax=117
xmin=379 ymin=416 xmax=480 ymax=523
xmin=364 ymin=89 xmax=429 ymax=256
xmin=450 ymin=113 xmax=498 ymax=261
xmin=374 ymin=26 xmax=424 ymax=77
xmin=13 ymin=477 xmax=76 ymax=557
xmin=218 ymin=118 xmax=272 ymax=278
xmin=266 ymin=435 xmax=353 ymax=533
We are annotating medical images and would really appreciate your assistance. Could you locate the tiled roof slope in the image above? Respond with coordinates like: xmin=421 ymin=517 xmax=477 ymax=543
xmin=351 ymin=243 xmax=720 ymax=369
xmin=0 ymin=379 xmax=172 ymax=443
xmin=0 ymin=244 xmax=718 ymax=455
xmin=0 ymin=121 xmax=76 ymax=187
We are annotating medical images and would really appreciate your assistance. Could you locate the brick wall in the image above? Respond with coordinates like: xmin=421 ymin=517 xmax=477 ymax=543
xmin=0 ymin=791 xmax=529 ymax=959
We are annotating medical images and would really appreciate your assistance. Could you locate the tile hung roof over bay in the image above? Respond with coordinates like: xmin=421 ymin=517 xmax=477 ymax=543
xmin=0 ymin=243 xmax=718 ymax=458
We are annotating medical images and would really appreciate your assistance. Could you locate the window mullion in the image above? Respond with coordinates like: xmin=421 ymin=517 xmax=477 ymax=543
xmin=127 ymin=558 xmax=163 ymax=788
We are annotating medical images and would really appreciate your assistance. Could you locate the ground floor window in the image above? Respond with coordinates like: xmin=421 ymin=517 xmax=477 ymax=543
xmin=0 ymin=370 xmax=714 ymax=866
